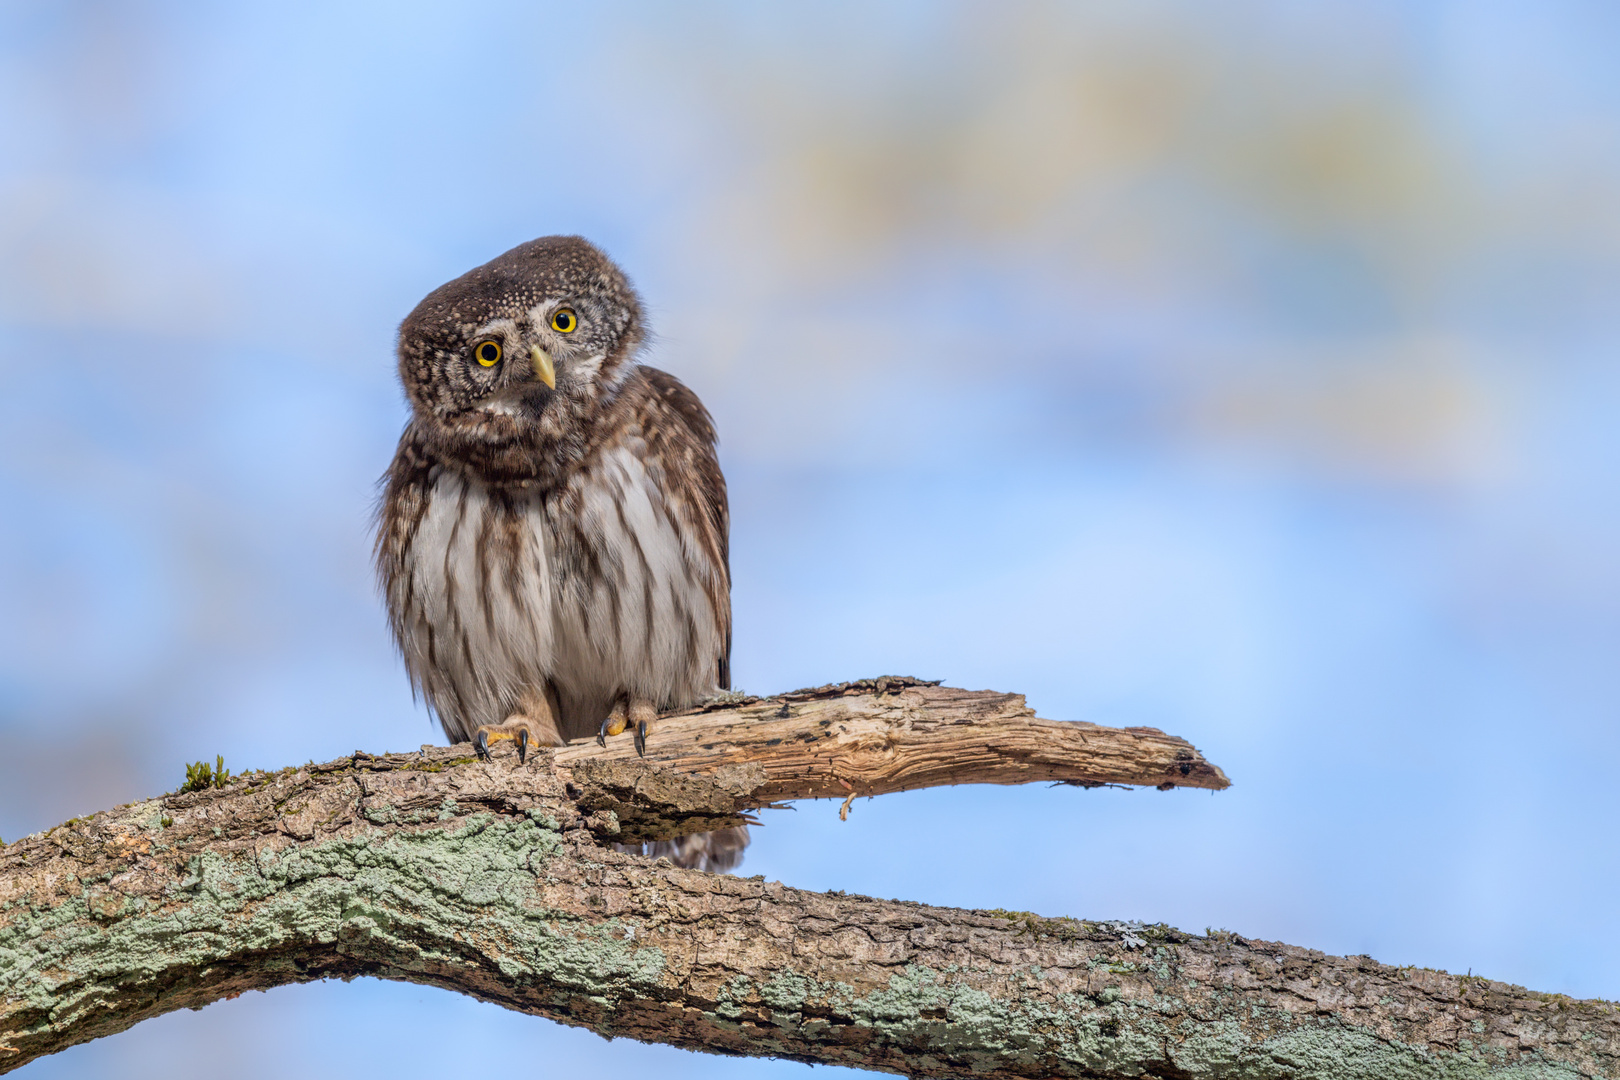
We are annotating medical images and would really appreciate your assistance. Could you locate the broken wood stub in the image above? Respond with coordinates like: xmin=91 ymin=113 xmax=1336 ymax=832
xmin=554 ymin=677 xmax=1231 ymax=802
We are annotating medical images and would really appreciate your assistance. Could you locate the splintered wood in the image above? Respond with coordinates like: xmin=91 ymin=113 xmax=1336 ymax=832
xmin=553 ymin=677 xmax=1230 ymax=803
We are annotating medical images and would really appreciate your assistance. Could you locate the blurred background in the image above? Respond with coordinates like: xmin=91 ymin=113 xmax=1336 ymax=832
xmin=3 ymin=1 xmax=1619 ymax=1076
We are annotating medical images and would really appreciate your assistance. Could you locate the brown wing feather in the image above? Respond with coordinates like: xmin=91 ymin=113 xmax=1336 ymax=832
xmin=624 ymin=366 xmax=731 ymax=689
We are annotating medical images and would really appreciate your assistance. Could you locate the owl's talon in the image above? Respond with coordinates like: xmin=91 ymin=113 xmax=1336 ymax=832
xmin=625 ymin=698 xmax=656 ymax=757
xmin=516 ymin=727 xmax=530 ymax=765
xmin=475 ymin=730 xmax=491 ymax=761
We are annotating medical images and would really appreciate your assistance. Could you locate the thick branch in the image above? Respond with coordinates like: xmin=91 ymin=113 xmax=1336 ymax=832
xmin=4 ymin=684 xmax=1613 ymax=1078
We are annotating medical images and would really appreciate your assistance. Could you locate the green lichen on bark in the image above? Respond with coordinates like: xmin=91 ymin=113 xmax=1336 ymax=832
xmin=2 ymin=798 xmax=663 ymax=1062
xmin=656 ymin=958 xmax=1597 ymax=1080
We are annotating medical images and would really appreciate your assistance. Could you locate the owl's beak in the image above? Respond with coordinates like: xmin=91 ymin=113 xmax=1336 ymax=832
xmin=529 ymin=345 xmax=556 ymax=389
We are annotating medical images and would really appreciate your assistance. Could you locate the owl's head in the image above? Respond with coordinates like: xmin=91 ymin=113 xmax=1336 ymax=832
xmin=396 ymin=236 xmax=646 ymax=478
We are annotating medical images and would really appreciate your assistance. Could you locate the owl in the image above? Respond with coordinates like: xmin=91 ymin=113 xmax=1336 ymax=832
xmin=375 ymin=236 xmax=742 ymax=869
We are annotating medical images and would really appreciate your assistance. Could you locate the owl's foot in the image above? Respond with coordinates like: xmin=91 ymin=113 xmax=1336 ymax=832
xmin=475 ymin=686 xmax=563 ymax=764
xmin=597 ymin=697 xmax=657 ymax=757
xmin=474 ymin=722 xmax=540 ymax=763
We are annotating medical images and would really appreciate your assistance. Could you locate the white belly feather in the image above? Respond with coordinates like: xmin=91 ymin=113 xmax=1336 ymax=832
xmin=399 ymin=443 xmax=722 ymax=741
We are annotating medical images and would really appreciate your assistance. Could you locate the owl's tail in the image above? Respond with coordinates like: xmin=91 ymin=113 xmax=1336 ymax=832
xmin=617 ymin=825 xmax=750 ymax=875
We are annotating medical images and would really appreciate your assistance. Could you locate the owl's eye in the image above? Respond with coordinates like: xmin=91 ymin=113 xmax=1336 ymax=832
xmin=550 ymin=308 xmax=578 ymax=333
xmin=473 ymin=340 xmax=502 ymax=367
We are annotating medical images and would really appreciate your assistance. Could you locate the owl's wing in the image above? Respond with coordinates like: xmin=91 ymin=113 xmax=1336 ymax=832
xmin=632 ymin=366 xmax=732 ymax=690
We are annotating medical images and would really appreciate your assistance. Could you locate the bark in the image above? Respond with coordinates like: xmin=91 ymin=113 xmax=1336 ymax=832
xmin=2 ymin=680 xmax=1613 ymax=1078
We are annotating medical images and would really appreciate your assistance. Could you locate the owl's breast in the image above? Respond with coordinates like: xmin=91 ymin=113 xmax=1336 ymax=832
xmin=542 ymin=441 xmax=728 ymax=723
xmin=388 ymin=445 xmax=726 ymax=742
xmin=387 ymin=465 xmax=555 ymax=741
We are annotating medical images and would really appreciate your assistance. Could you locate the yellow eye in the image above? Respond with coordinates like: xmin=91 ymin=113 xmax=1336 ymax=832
xmin=550 ymin=308 xmax=577 ymax=333
xmin=474 ymin=340 xmax=502 ymax=367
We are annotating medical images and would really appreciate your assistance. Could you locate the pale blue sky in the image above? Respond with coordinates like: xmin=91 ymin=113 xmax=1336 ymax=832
xmin=3 ymin=2 xmax=1619 ymax=1077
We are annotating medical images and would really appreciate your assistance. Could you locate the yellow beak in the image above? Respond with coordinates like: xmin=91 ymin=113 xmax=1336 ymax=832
xmin=529 ymin=345 xmax=556 ymax=389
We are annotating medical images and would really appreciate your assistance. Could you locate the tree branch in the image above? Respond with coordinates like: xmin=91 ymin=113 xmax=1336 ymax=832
xmin=3 ymin=681 xmax=1613 ymax=1077
xmin=557 ymin=677 xmax=1232 ymax=799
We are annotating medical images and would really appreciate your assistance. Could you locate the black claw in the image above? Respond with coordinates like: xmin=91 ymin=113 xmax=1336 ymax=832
xmin=475 ymin=731 xmax=490 ymax=761
xmin=634 ymin=719 xmax=647 ymax=757
xmin=516 ymin=727 xmax=529 ymax=765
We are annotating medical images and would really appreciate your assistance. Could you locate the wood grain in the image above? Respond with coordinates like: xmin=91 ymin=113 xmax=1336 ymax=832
xmin=553 ymin=677 xmax=1231 ymax=802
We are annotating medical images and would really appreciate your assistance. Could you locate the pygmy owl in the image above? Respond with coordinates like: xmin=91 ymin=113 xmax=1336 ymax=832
xmin=375 ymin=236 xmax=740 ymax=868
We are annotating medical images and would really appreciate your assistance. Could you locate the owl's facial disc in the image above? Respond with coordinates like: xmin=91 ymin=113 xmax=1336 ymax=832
xmin=397 ymin=236 xmax=648 ymax=458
